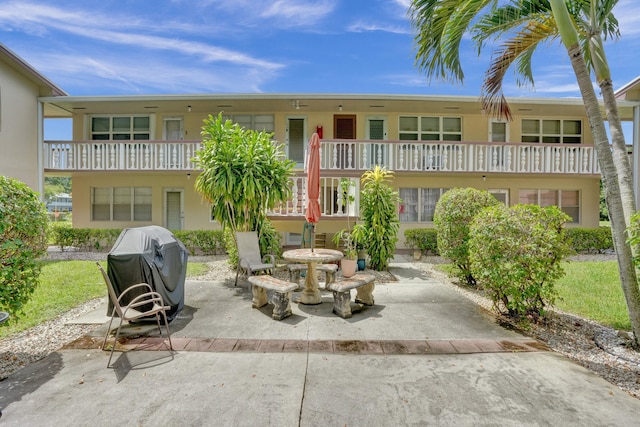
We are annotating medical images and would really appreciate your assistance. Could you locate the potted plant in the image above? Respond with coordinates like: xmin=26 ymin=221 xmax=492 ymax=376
xmin=332 ymin=229 xmax=358 ymax=277
xmin=350 ymin=223 xmax=368 ymax=270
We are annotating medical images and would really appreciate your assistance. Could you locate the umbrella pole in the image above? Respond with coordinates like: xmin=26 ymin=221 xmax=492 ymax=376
xmin=311 ymin=224 xmax=315 ymax=252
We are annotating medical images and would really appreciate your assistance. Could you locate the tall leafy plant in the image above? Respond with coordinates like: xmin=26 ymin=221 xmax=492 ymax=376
xmin=193 ymin=113 xmax=294 ymax=256
xmin=357 ymin=166 xmax=400 ymax=271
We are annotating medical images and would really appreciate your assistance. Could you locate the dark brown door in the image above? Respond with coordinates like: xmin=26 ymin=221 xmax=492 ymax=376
xmin=334 ymin=115 xmax=356 ymax=139
xmin=334 ymin=115 xmax=356 ymax=168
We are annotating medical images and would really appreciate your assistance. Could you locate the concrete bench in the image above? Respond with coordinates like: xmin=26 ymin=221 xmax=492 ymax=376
xmin=287 ymin=263 xmax=339 ymax=285
xmin=325 ymin=274 xmax=375 ymax=319
xmin=248 ymin=275 xmax=298 ymax=320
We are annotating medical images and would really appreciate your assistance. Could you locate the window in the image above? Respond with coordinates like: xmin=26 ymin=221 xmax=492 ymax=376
xmin=91 ymin=187 xmax=152 ymax=221
xmin=489 ymin=189 xmax=509 ymax=205
xmin=399 ymin=188 xmax=449 ymax=222
xmin=90 ymin=116 xmax=151 ymax=140
xmin=519 ymin=189 xmax=580 ymax=223
xmin=521 ymin=119 xmax=582 ymax=144
xmin=222 ymin=114 xmax=275 ymax=132
xmin=399 ymin=116 xmax=461 ymax=141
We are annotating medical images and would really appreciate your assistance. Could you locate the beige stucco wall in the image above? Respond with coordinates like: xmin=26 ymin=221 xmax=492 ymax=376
xmin=72 ymin=171 xmax=221 ymax=231
xmin=0 ymin=64 xmax=41 ymax=191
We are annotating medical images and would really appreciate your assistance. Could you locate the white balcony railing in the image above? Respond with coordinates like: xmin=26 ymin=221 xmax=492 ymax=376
xmin=319 ymin=139 xmax=600 ymax=175
xmin=268 ymin=176 xmax=359 ymax=218
xmin=44 ymin=139 xmax=600 ymax=175
xmin=44 ymin=140 xmax=202 ymax=171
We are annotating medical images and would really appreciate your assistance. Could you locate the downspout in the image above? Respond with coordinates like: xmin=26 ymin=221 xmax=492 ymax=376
xmin=37 ymin=100 xmax=44 ymax=200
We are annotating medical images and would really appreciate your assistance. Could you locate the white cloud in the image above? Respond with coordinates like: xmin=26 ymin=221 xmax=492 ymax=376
xmin=347 ymin=21 xmax=410 ymax=35
xmin=192 ymin=0 xmax=337 ymax=28
xmin=615 ymin=0 xmax=640 ymax=37
xmin=0 ymin=1 xmax=282 ymax=70
xmin=33 ymin=53 xmax=277 ymax=94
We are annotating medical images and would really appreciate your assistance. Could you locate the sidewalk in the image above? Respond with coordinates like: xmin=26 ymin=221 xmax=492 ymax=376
xmin=1 ymin=255 xmax=639 ymax=426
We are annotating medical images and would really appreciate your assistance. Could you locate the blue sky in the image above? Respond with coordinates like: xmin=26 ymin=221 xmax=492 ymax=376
xmin=0 ymin=0 xmax=639 ymax=137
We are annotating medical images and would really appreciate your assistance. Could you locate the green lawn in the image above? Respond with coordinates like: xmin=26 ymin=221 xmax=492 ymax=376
xmin=0 ymin=260 xmax=209 ymax=339
xmin=436 ymin=260 xmax=630 ymax=330
xmin=555 ymin=261 xmax=630 ymax=330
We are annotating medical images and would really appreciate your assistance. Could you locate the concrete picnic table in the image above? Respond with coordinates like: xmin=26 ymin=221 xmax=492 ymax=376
xmin=282 ymin=248 xmax=343 ymax=305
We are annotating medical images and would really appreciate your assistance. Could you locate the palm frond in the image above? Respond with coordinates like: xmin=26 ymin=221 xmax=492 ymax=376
xmin=409 ymin=0 xmax=496 ymax=83
xmin=481 ymin=19 xmax=556 ymax=121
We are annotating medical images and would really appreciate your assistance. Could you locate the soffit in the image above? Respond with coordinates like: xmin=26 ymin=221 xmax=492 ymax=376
xmin=40 ymin=93 xmax=636 ymax=120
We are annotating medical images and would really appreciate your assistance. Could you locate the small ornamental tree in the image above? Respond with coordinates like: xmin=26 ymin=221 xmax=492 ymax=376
xmin=469 ymin=204 xmax=571 ymax=321
xmin=193 ymin=113 xmax=294 ymax=259
xmin=0 ymin=176 xmax=49 ymax=319
xmin=356 ymin=166 xmax=400 ymax=271
xmin=433 ymin=187 xmax=500 ymax=286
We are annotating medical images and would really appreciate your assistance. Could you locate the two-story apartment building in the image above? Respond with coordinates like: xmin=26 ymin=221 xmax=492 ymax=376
xmin=40 ymin=93 xmax=618 ymax=248
xmin=3 ymin=43 xmax=640 ymax=249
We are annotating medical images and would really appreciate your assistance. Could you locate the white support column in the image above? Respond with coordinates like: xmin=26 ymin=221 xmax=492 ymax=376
xmin=37 ymin=101 xmax=44 ymax=200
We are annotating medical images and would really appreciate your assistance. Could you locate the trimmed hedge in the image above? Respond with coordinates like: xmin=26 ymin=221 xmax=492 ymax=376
xmin=404 ymin=226 xmax=613 ymax=256
xmin=51 ymin=227 xmax=227 ymax=255
xmin=404 ymin=228 xmax=439 ymax=255
xmin=564 ymin=226 xmax=613 ymax=254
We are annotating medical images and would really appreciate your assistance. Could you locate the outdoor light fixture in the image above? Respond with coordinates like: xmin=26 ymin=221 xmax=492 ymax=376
xmin=482 ymin=175 xmax=486 ymax=182
xmin=187 ymin=173 xmax=191 ymax=180
xmin=338 ymin=104 xmax=343 ymax=112
xmin=187 ymin=105 xmax=192 ymax=112
xmin=291 ymin=100 xmax=300 ymax=110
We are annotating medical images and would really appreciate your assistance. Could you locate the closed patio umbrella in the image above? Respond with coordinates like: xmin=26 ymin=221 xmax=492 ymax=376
xmin=305 ymin=132 xmax=321 ymax=250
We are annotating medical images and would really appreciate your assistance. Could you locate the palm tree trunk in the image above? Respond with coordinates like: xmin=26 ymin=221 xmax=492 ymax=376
xmin=567 ymin=44 xmax=640 ymax=348
xmin=599 ymin=78 xmax=637 ymax=224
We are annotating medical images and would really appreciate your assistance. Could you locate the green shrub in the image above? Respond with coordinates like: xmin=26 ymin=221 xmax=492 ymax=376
xmin=404 ymin=228 xmax=439 ymax=255
xmin=0 ymin=176 xmax=49 ymax=319
xmin=173 ymin=230 xmax=226 ymax=255
xmin=51 ymin=227 xmax=120 ymax=252
xmin=433 ymin=187 xmax=500 ymax=285
xmin=469 ymin=204 xmax=571 ymax=321
xmin=564 ymin=226 xmax=613 ymax=254
xmin=52 ymin=227 xmax=228 ymax=256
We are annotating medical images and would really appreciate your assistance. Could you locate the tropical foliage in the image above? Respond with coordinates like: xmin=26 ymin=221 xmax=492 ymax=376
xmin=193 ymin=113 xmax=294 ymax=257
xmin=356 ymin=167 xmax=400 ymax=271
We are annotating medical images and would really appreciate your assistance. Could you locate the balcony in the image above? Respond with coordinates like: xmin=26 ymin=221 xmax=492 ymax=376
xmin=45 ymin=139 xmax=600 ymax=175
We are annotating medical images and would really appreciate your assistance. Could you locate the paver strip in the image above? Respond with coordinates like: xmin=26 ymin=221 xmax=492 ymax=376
xmin=63 ymin=337 xmax=548 ymax=355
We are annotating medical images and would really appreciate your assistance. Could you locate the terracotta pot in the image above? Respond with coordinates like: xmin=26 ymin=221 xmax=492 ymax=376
xmin=341 ymin=259 xmax=357 ymax=278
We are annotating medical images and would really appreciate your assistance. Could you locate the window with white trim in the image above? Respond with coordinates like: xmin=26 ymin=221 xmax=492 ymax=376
xmin=399 ymin=116 xmax=461 ymax=141
xmin=91 ymin=187 xmax=152 ymax=221
xmin=489 ymin=189 xmax=509 ymax=205
xmin=90 ymin=116 xmax=151 ymax=140
xmin=521 ymin=119 xmax=582 ymax=144
xmin=399 ymin=188 xmax=449 ymax=222
xmin=221 ymin=114 xmax=275 ymax=132
xmin=518 ymin=189 xmax=580 ymax=223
